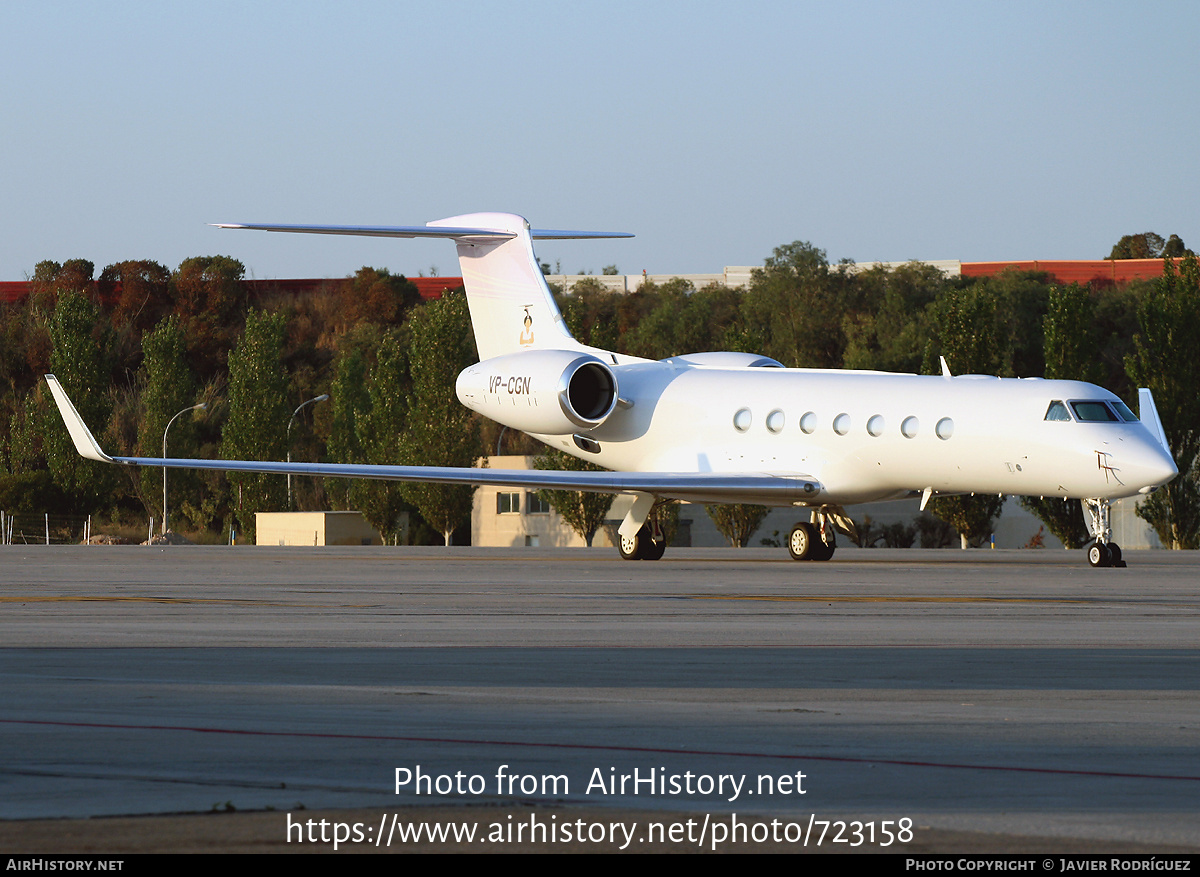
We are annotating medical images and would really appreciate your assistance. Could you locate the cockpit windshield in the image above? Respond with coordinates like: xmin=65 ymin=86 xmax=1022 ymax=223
xmin=1070 ymin=401 xmax=1119 ymax=423
xmin=1111 ymin=400 xmax=1139 ymax=422
xmin=1046 ymin=399 xmax=1140 ymax=423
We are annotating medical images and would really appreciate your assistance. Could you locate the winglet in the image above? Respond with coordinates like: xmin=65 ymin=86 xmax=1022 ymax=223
xmin=939 ymin=356 xmax=952 ymax=379
xmin=1137 ymin=388 xmax=1171 ymax=454
xmin=44 ymin=375 xmax=114 ymax=463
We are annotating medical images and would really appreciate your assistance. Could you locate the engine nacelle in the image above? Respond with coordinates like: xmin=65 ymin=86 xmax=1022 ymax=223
xmin=456 ymin=349 xmax=618 ymax=434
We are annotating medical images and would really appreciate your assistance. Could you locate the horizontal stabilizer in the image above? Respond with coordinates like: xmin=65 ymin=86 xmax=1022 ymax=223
xmin=213 ymin=223 xmax=633 ymax=241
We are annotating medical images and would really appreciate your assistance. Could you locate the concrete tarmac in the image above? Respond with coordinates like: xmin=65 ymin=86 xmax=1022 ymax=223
xmin=1 ymin=545 xmax=1198 ymax=852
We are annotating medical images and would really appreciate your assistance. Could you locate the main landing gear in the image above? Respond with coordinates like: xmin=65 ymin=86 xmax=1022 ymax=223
xmin=1083 ymin=497 xmax=1126 ymax=568
xmin=788 ymin=511 xmax=836 ymax=562
xmin=619 ymin=521 xmax=666 ymax=561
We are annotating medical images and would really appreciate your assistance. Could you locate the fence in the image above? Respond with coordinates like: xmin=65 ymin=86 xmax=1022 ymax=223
xmin=1 ymin=512 xmax=88 ymax=545
xmin=0 ymin=513 xmax=164 ymax=546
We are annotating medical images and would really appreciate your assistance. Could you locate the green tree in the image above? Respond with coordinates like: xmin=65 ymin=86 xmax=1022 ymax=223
xmin=1125 ymin=253 xmax=1200 ymax=548
xmin=705 ymin=503 xmax=769 ymax=547
xmin=358 ymin=328 xmax=413 ymax=540
xmin=1162 ymin=234 xmax=1193 ymax=258
xmin=136 ymin=316 xmax=201 ymax=528
xmin=100 ymin=260 xmax=172 ymax=333
xmin=220 ymin=309 xmax=289 ymax=541
xmin=1043 ymin=283 xmax=1102 ymax=385
xmin=172 ymin=255 xmax=247 ymax=373
xmin=30 ymin=259 xmax=95 ymax=305
xmin=325 ymin=345 xmax=371 ymax=510
xmin=44 ymin=291 xmax=116 ymax=511
xmin=925 ymin=285 xmax=1007 ymax=544
xmin=1108 ymin=232 xmax=1166 ymax=260
xmin=1017 ymin=496 xmax=1089 ymax=548
xmin=741 ymin=242 xmax=849 ymax=368
xmin=928 ymin=494 xmax=1006 ymax=549
xmin=557 ymin=282 xmax=623 ymax=352
xmin=1018 ymin=281 xmax=1105 ymax=549
xmin=623 ymin=281 xmax=749 ymax=360
xmin=339 ymin=267 xmax=421 ymax=327
xmin=398 ymin=292 xmax=481 ymax=545
xmin=532 ymin=448 xmax=613 ymax=546
xmin=842 ymin=262 xmax=947 ymax=373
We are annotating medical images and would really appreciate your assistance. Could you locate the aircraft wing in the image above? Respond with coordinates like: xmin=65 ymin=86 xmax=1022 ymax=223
xmin=45 ymin=376 xmax=821 ymax=506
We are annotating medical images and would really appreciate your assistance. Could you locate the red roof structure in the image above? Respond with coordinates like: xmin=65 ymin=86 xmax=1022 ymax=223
xmin=960 ymin=259 xmax=1175 ymax=284
xmin=0 ymin=276 xmax=464 ymax=304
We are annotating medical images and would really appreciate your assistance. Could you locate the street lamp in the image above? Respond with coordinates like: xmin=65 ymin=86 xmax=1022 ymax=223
xmin=163 ymin=402 xmax=207 ymax=535
xmin=288 ymin=394 xmax=329 ymax=510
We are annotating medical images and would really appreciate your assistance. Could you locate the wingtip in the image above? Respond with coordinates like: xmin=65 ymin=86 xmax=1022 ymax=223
xmin=43 ymin=375 xmax=114 ymax=464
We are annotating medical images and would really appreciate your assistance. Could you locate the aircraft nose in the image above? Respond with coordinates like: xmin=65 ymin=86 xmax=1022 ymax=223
xmin=1131 ymin=438 xmax=1178 ymax=492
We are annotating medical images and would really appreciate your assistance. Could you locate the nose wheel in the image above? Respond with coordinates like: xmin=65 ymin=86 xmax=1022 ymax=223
xmin=1083 ymin=498 xmax=1127 ymax=568
xmin=1087 ymin=540 xmax=1125 ymax=568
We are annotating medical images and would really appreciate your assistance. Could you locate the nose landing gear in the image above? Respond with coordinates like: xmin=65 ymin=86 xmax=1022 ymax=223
xmin=1084 ymin=498 xmax=1126 ymax=568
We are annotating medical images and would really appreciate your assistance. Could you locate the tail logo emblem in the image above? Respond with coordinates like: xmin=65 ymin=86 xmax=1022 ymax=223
xmin=519 ymin=307 xmax=535 ymax=347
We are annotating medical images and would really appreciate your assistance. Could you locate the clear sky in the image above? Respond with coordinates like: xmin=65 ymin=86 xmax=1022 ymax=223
xmin=2 ymin=0 xmax=1196 ymax=282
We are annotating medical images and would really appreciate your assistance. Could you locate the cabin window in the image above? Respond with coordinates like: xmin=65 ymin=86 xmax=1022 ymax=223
xmin=901 ymin=416 xmax=919 ymax=438
xmin=733 ymin=408 xmax=752 ymax=432
xmin=799 ymin=412 xmax=817 ymax=434
xmin=1044 ymin=401 xmax=1071 ymax=422
xmin=935 ymin=417 xmax=954 ymax=440
xmin=866 ymin=414 xmax=885 ymax=437
xmin=833 ymin=413 xmax=851 ymax=436
xmin=766 ymin=409 xmax=785 ymax=434
xmin=1070 ymin=401 xmax=1119 ymax=422
xmin=496 ymin=492 xmax=520 ymax=514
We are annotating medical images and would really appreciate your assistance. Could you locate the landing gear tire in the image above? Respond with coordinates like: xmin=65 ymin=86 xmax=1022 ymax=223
xmin=1087 ymin=541 xmax=1112 ymax=568
xmin=788 ymin=523 xmax=816 ymax=560
xmin=619 ymin=527 xmax=646 ymax=560
xmin=810 ymin=537 xmax=835 ymax=562
xmin=641 ymin=538 xmax=666 ymax=561
xmin=619 ymin=525 xmax=665 ymax=561
xmin=1109 ymin=542 xmax=1126 ymax=568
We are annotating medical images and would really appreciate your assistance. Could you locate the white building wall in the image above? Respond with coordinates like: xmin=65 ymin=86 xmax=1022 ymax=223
xmin=544 ymin=261 xmax=962 ymax=296
xmin=255 ymin=511 xmax=381 ymax=546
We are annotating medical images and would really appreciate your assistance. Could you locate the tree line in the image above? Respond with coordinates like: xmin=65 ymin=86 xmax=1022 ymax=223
xmin=1 ymin=239 xmax=1197 ymax=548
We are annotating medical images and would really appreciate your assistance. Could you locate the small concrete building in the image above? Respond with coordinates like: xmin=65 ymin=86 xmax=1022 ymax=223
xmin=255 ymin=511 xmax=381 ymax=546
xmin=472 ymin=456 xmax=614 ymax=548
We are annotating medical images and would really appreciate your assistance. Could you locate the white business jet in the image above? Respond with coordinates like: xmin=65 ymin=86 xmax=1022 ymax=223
xmin=46 ymin=213 xmax=1177 ymax=567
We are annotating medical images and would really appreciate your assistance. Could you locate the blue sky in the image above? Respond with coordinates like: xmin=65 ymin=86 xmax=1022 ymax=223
xmin=2 ymin=1 xmax=1196 ymax=281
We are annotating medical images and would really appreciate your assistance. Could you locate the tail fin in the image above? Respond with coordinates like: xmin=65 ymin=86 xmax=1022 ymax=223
xmin=430 ymin=213 xmax=585 ymax=360
xmin=214 ymin=213 xmax=632 ymax=361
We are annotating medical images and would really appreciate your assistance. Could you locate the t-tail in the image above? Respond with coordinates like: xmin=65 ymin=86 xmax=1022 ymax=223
xmin=214 ymin=212 xmax=632 ymax=361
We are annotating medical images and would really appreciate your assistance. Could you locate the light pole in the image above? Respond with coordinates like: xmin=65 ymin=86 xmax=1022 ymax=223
xmin=163 ymin=402 xmax=207 ymax=535
xmin=288 ymin=394 xmax=329 ymax=510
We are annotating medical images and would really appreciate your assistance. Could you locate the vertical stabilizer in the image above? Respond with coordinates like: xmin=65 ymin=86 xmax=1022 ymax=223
xmin=428 ymin=213 xmax=580 ymax=361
